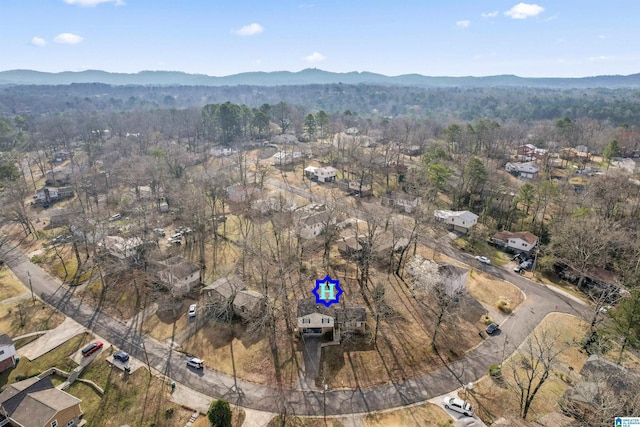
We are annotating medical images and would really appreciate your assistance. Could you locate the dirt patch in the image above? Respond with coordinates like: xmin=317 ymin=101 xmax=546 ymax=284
xmin=363 ymin=403 xmax=453 ymax=426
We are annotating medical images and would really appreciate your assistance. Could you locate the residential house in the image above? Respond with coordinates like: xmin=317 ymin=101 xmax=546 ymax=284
xmin=516 ymin=144 xmax=548 ymax=161
xmin=434 ymin=210 xmax=479 ymax=234
xmin=202 ymin=277 xmax=265 ymax=320
xmin=380 ymin=192 xmax=421 ymax=213
xmin=563 ymin=355 xmax=640 ymax=420
xmin=296 ymin=297 xmax=366 ymax=338
xmin=336 ymin=235 xmax=364 ymax=256
xmin=505 ymin=161 xmax=540 ymax=179
xmin=101 ymin=236 xmax=145 ymax=261
xmin=0 ymin=376 xmax=83 ymax=427
xmin=272 ymin=151 xmax=306 ymax=166
xmin=0 ymin=335 xmax=17 ymax=373
xmin=295 ymin=205 xmax=336 ymax=239
xmin=50 ymin=150 xmax=71 ymax=163
xmin=211 ymin=147 xmax=239 ymax=157
xmin=34 ymin=186 xmax=74 ymax=206
xmin=231 ymin=290 xmax=265 ymax=321
xmin=491 ymin=231 xmax=539 ymax=253
xmin=611 ymin=158 xmax=640 ymax=174
xmin=149 ymin=255 xmax=200 ymax=295
xmin=304 ymin=166 xmax=337 ymax=183
xmin=251 ymin=192 xmax=297 ymax=214
xmin=45 ymin=167 xmax=73 ymax=186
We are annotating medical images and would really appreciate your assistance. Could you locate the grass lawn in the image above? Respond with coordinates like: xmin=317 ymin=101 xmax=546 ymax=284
xmin=363 ymin=403 xmax=453 ymax=427
xmin=0 ymin=267 xmax=26 ymax=300
xmin=75 ymin=359 xmax=193 ymax=426
xmin=267 ymin=416 xmax=346 ymax=427
xmin=466 ymin=313 xmax=589 ymax=425
xmin=0 ymin=300 xmax=65 ymax=341
xmin=0 ymin=334 xmax=88 ymax=388
xmin=467 ymin=269 xmax=524 ymax=318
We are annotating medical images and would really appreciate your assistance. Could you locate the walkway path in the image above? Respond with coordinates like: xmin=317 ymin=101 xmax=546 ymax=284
xmin=4 ymin=229 xmax=590 ymax=418
xmin=19 ymin=317 xmax=86 ymax=360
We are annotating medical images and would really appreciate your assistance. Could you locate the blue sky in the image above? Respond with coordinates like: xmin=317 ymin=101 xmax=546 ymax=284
xmin=1 ymin=0 xmax=639 ymax=77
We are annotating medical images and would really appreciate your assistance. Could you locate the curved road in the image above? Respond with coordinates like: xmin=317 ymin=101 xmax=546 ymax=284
xmin=4 ymin=232 xmax=590 ymax=418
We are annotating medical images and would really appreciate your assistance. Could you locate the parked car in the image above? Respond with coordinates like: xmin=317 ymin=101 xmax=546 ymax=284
xmin=188 ymin=304 xmax=197 ymax=317
xmin=443 ymin=396 xmax=474 ymax=416
xmin=169 ymin=232 xmax=182 ymax=240
xmin=113 ymin=350 xmax=129 ymax=362
xmin=186 ymin=357 xmax=204 ymax=369
xmin=108 ymin=213 xmax=122 ymax=221
xmin=485 ymin=323 xmax=499 ymax=335
xmin=81 ymin=341 xmax=104 ymax=357
xmin=475 ymin=256 xmax=491 ymax=265
xmin=153 ymin=228 xmax=165 ymax=237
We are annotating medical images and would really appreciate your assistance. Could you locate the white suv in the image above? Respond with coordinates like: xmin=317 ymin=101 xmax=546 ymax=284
xmin=186 ymin=357 xmax=204 ymax=369
xmin=443 ymin=396 xmax=474 ymax=416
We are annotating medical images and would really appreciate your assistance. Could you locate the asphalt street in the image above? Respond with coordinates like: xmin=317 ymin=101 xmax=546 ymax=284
xmin=4 ymin=221 xmax=591 ymax=417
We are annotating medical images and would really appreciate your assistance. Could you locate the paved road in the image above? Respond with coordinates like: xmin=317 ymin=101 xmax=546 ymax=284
xmin=3 ymin=226 xmax=590 ymax=417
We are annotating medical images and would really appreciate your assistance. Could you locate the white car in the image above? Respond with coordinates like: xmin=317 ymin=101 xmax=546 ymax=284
xmin=188 ymin=304 xmax=197 ymax=317
xmin=443 ymin=396 xmax=475 ymax=416
xmin=108 ymin=213 xmax=122 ymax=221
xmin=186 ymin=357 xmax=204 ymax=369
xmin=475 ymin=256 xmax=491 ymax=265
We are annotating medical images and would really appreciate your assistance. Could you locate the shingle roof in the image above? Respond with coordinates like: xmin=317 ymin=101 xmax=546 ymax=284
xmin=203 ymin=276 xmax=246 ymax=300
xmin=0 ymin=333 xmax=14 ymax=346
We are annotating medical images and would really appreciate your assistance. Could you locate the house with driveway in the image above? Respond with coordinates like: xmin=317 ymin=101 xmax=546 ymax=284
xmin=304 ymin=166 xmax=337 ymax=183
xmin=0 ymin=334 xmax=16 ymax=373
xmin=491 ymin=231 xmax=539 ymax=253
xmin=296 ymin=297 xmax=366 ymax=339
xmin=149 ymin=255 xmax=201 ymax=296
xmin=434 ymin=210 xmax=479 ymax=234
xmin=505 ymin=161 xmax=540 ymax=179
xmin=0 ymin=376 xmax=83 ymax=427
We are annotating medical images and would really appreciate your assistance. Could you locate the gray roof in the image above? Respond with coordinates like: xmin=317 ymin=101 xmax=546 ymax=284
xmin=297 ymin=297 xmax=336 ymax=318
xmin=0 ymin=376 xmax=81 ymax=426
xmin=0 ymin=333 xmax=14 ymax=346
xmin=203 ymin=276 xmax=246 ymax=300
xmin=233 ymin=290 xmax=265 ymax=311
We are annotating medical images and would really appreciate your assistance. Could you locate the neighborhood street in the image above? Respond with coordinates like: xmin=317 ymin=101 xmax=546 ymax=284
xmin=4 ymin=228 xmax=590 ymax=417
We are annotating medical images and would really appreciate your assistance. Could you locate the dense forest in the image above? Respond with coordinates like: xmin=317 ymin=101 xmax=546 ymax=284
xmin=2 ymin=83 xmax=640 ymax=126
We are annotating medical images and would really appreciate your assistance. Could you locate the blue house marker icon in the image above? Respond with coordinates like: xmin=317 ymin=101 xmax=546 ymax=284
xmin=313 ymin=275 xmax=343 ymax=307
xmin=615 ymin=418 xmax=622 ymax=427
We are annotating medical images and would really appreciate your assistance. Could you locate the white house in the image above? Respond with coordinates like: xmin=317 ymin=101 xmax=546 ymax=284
xmin=491 ymin=231 xmax=539 ymax=253
xmin=34 ymin=186 xmax=74 ymax=204
xmin=297 ymin=210 xmax=336 ymax=239
xmin=304 ymin=166 xmax=337 ymax=183
xmin=0 ymin=334 xmax=17 ymax=373
xmin=434 ymin=210 xmax=479 ymax=233
xmin=380 ymin=192 xmax=421 ymax=213
xmin=505 ymin=161 xmax=540 ymax=179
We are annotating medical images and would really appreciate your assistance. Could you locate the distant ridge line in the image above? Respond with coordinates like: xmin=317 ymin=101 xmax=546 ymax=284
xmin=1 ymin=68 xmax=639 ymax=88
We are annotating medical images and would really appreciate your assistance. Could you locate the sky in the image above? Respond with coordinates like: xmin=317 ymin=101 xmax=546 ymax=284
xmin=1 ymin=0 xmax=639 ymax=78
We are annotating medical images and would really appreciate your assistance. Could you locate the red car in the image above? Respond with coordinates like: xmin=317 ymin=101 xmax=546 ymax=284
xmin=81 ymin=341 xmax=103 ymax=357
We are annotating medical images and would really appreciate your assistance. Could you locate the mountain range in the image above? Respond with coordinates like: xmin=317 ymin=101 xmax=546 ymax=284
xmin=1 ymin=68 xmax=640 ymax=88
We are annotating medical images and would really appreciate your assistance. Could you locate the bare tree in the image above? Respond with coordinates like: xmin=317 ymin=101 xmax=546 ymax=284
xmin=505 ymin=327 xmax=566 ymax=420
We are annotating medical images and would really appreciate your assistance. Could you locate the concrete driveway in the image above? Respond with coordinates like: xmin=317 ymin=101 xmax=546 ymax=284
xmin=19 ymin=317 xmax=86 ymax=361
xmin=301 ymin=336 xmax=322 ymax=388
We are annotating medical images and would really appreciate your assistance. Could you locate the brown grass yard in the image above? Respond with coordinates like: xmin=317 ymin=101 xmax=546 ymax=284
xmin=0 ymin=267 xmax=25 ymax=300
xmin=76 ymin=359 xmax=193 ymax=426
xmin=363 ymin=403 xmax=453 ymax=427
xmin=0 ymin=300 xmax=65 ymax=341
xmin=467 ymin=269 xmax=524 ymax=318
xmin=466 ymin=313 xmax=589 ymax=425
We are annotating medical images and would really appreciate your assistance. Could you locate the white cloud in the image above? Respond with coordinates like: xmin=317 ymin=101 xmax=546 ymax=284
xmin=31 ymin=37 xmax=47 ymax=47
xmin=481 ymin=11 xmax=499 ymax=18
xmin=504 ymin=3 xmax=544 ymax=19
xmin=303 ymin=52 xmax=326 ymax=63
xmin=588 ymin=55 xmax=616 ymax=62
xmin=456 ymin=20 xmax=471 ymax=28
xmin=54 ymin=33 xmax=84 ymax=45
xmin=64 ymin=0 xmax=124 ymax=6
xmin=233 ymin=23 xmax=264 ymax=36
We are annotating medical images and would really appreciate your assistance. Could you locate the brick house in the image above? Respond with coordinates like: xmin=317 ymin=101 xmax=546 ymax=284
xmin=0 ymin=335 xmax=16 ymax=373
